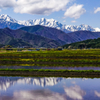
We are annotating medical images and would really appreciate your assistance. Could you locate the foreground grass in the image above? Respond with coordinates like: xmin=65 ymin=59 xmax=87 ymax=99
xmin=0 ymin=68 xmax=98 ymax=72
xmin=0 ymin=69 xmax=100 ymax=78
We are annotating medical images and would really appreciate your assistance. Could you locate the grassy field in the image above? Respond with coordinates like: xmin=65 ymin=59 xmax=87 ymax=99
xmin=0 ymin=49 xmax=100 ymax=66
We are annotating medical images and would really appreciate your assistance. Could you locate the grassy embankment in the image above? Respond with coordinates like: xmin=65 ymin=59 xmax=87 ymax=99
xmin=0 ymin=69 xmax=100 ymax=78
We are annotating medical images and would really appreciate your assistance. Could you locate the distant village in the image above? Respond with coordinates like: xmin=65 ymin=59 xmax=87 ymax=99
xmin=0 ymin=45 xmax=63 ymax=51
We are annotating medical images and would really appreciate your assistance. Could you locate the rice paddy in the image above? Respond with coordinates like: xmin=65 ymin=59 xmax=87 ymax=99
xmin=0 ymin=49 xmax=100 ymax=77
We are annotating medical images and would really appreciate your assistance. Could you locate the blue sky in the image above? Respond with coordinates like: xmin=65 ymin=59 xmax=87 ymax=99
xmin=0 ymin=0 xmax=100 ymax=28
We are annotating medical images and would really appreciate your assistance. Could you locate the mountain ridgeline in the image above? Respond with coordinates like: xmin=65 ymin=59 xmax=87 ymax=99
xmin=20 ymin=25 xmax=75 ymax=45
xmin=0 ymin=27 xmax=60 ymax=48
xmin=0 ymin=25 xmax=100 ymax=48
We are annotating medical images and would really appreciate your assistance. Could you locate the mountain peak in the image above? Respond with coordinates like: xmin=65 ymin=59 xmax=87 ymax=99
xmin=0 ymin=14 xmax=9 ymax=17
xmin=41 ymin=18 xmax=46 ymax=21
xmin=0 ymin=14 xmax=17 ymax=23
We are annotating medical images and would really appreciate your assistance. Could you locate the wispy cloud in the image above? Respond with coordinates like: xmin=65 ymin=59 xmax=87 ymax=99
xmin=94 ymin=7 xmax=100 ymax=13
xmin=64 ymin=4 xmax=86 ymax=19
xmin=71 ymin=20 xmax=76 ymax=23
xmin=63 ymin=20 xmax=66 ymax=22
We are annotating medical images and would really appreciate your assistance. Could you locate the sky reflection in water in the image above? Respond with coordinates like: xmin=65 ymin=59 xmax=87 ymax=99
xmin=0 ymin=66 xmax=100 ymax=70
xmin=0 ymin=77 xmax=100 ymax=100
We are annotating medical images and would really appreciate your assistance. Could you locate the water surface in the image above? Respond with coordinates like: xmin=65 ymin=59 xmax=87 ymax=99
xmin=0 ymin=76 xmax=100 ymax=100
xmin=0 ymin=65 xmax=100 ymax=70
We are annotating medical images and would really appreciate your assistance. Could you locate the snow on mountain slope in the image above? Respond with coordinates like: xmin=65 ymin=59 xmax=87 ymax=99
xmin=18 ymin=18 xmax=100 ymax=33
xmin=18 ymin=18 xmax=64 ymax=31
xmin=0 ymin=14 xmax=23 ymax=29
xmin=0 ymin=14 xmax=100 ymax=33
xmin=64 ymin=24 xmax=95 ymax=32
xmin=0 ymin=14 xmax=17 ymax=23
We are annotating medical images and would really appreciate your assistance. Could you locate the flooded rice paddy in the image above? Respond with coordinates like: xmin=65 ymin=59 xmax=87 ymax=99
xmin=0 ymin=65 xmax=100 ymax=70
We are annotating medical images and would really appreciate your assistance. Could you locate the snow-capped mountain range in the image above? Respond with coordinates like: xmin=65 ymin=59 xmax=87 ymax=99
xmin=18 ymin=18 xmax=100 ymax=33
xmin=0 ymin=14 xmax=100 ymax=33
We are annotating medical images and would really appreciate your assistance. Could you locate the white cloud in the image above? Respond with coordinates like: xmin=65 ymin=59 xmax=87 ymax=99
xmin=64 ymin=4 xmax=86 ymax=19
xmin=0 ymin=0 xmax=73 ymax=15
xmin=0 ymin=0 xmax=86 ymax=18
xmin=94 ymin=7 xmax=100 ymax=13
xmin=14 ymin=0 xmax=71 ymax=15
xmin=64 ymin=85 xmax=86 ymax=100
xmin=0 ymin=0 xmax=16 ymax=8
xmin=71 ymin=20 xmax=76 ymax=23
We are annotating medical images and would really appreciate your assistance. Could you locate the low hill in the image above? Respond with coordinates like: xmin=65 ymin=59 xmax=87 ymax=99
xmin=63 ymin=38 xmax=100 ymax=49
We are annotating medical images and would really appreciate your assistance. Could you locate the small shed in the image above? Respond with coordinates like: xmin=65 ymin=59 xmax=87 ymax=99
xmin=36 ymin=48 xmax=40 ymax=51
xmin=57 ymin=47 xmax=63 ymax=50
xmin=17 ymin=49 xmax=22 ymax=51
xmin=6 ymin=48 xmax=13 ymax=51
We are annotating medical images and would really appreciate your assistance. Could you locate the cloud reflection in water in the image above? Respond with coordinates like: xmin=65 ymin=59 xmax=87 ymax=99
xmin=0 ymin=89 xmax=66 ymax=100
xmin=64 ymin=85 xmax=86 ymax=100
xmin=94 ymin=91 xmax=100 ymax=98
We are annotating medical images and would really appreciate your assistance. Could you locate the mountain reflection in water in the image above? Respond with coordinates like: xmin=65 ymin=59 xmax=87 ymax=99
xmin=0 ymin=77 xmax=100 ymax=100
